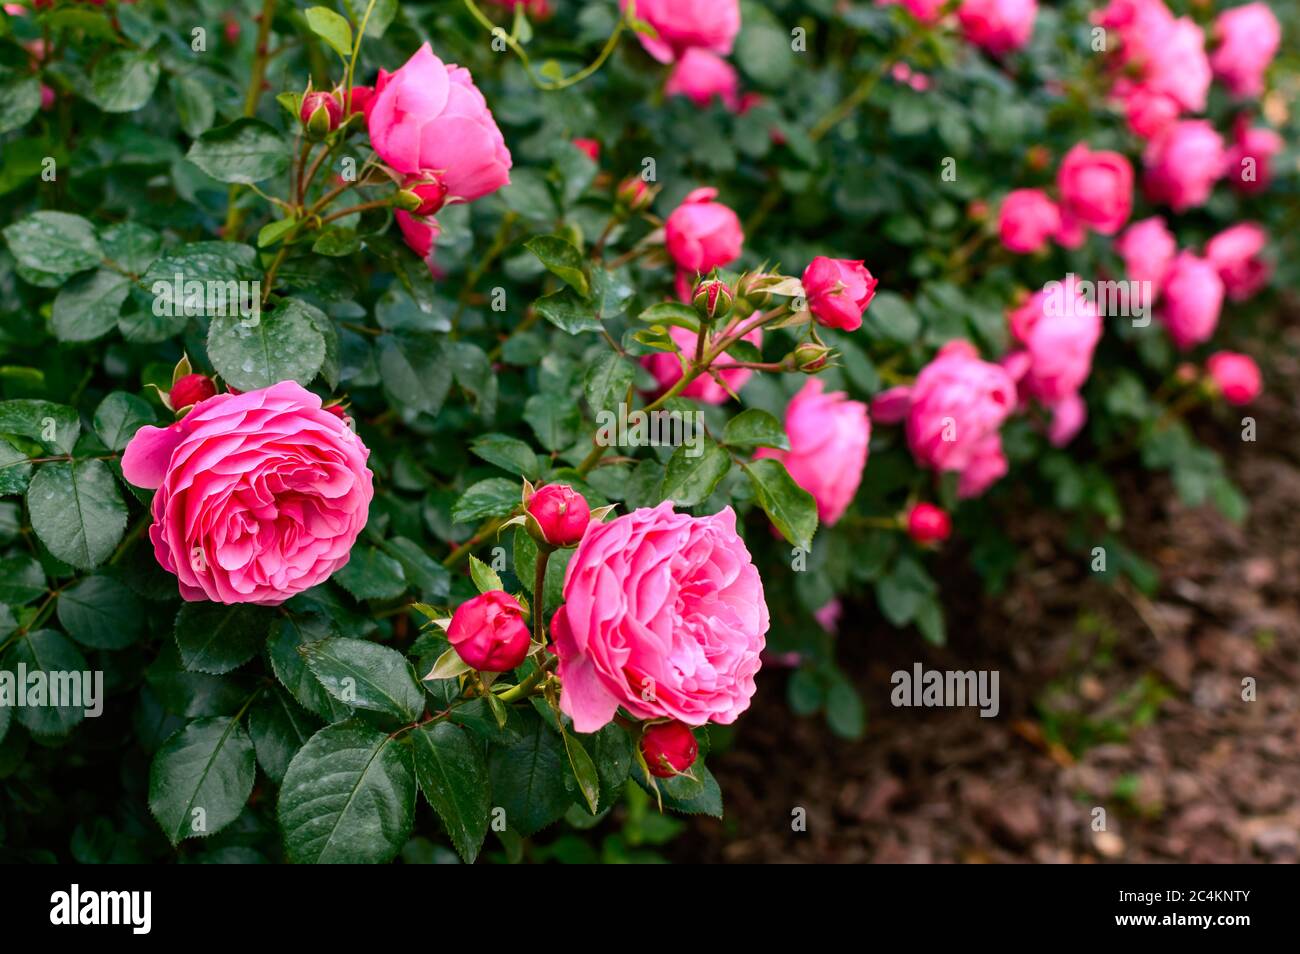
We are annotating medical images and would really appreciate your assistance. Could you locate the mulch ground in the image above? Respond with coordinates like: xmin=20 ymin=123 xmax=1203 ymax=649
xmin=672 ymin=326 xmax=1300 ymax=864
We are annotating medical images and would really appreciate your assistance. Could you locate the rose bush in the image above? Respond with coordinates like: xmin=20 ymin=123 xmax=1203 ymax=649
xmin=0 ymin=0 xmax=1294 ymax=864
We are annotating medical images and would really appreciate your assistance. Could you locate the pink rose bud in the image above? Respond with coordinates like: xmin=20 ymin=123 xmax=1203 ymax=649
xmin=405 ymin=175 xmax=449 ymax=217
xmin=790 ymin=340 xmax=833 ymax=373
xmin=907 ymin=502 xmax=952 ymax=545
xmin=300 ymin=91 xmax=342 ymax=137
xmin=1210 ymin=2 xmax=1281 ymax=99
xmin=801 ymin=257 xmax=878 ymax=332
xmin=615 ymin=176 xmax=653 ymax=213
xmin=998 ymin=189 xmax=1061 ymax=254
xmin=1056 ymin=143 xmax=1133 ymax=236
xmin=395 ymin=211 xmax=441 ymax=267
xmin=448 ymin=591 xmax=531 ymax=673
xmin=692 ymin=277 xmax=734 ymax=322
xmin=169 ymin=373 xmax=216 ymax=410
xmin=623 ymin=0 xmax=740 ymax=64
xmin=640 ymin=721 xmax=699 ymax=778
xmin=1205 ymin=352 xmax=1262 ymax=405
xmin=573 ymin=137 xmax=600 ymax=162
xmin=525 ymin=484 xmax=591 ymax=548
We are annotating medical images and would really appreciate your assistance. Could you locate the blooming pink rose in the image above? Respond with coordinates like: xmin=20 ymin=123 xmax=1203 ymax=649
xmin=1205 ymin=223 xmax=1270 ymax=302
xmin=1210 ymin=3 xmax=1280 ymax=99
xmin=551 ymin=502 xmax=768 ymax=731
xmin=121 ymin=381 xmax=374 ymax=605
xmin=1056 ymin=144 xmax=1133 ymax=235
xmin=1226 ymin=119 xmax=1283 ymax=194
xmin=957 ymin=0 xmax=1037 ymax=56
xmin=1142 ymin=120 xmax=1226 ymax=212
xmin=1005 ymin=283 xmax=1101 ymax=405
xmin=755 ymin=379 xmax=870 ymax=526
xmin=1133 ymin=15 xmax=1212 ymax=114
xmin=998 ymin=189 xmax=1061 ymax=254
xmin=1119 ymin=86 xmax=1180 ymax=141
xmin=664 ymin=48 xmax=740 ymax=110
xmin=876 ymin=0 xmax=946 ymax=24
xmin=801 ymin=257 xmax=878 ymax=331
xmin=621 ymin=0 xmax=740 ymax=64
xmin=367 ymin=44 xmax=512 ymax=203
xmin=664 ymin=186 xmax=743 ymax=285
xmin=956 ymin=433 xmax=1008 ymax=499
xmin=1114 ymin=216 xmax=1175 ymax=295
xmin=904 ymin=340 xmax=1016 ymax=490
xmin=1047 ymin=392 xmax=1088 ymax=447
xmin=1205 ymin=351 xmax=1262 ymax=405
xmin=1158 ymin=251 xmax=1224 ymax=350
xmin=448 ymin=591 xmax=531 ymax=673
xmin=641 ymin=317 xmax=761 ymax=404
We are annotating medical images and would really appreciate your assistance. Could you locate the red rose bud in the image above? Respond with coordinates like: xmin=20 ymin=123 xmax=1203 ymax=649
xmin=525 ymin=483 xmax=591 ymax=548
xmin=692 ymin=278 xmax=734 ymax=322
xmin=615 ymin=176 xmax=653 ymax=214
xmin=405 ymin=175 xmax=448 ymax=216
xmin=223 ymin=16 xmax=241 ymax=46
xmin=447 ymin=591 xmax=531 ymax=672
xmin=323 ymin=403 xmax=350 ymax=422
xmin=907 ymin=503 xmax=952 ymax=545
xmin=640 ymin=721 xmax=698 ymax=778
xmin=736 ymin=271 xmax=775 ymax=308
xmin=170 ymin=373 xmax=216 ymax=410
xmin=573 ymin=138 xmax=600 ymax=162
xmin=1205 ymin=351 xmax=1261 ymax=405
xmin=300 ymin=91 xmax=342 ymax=137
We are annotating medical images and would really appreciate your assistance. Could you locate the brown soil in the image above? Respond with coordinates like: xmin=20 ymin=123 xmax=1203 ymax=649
xmin=673 ymin=331 xmax=1300 ymax=864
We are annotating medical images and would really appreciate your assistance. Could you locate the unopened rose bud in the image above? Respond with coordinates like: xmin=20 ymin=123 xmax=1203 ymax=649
xmin=968 ymin=199 xmax=990 ymax=221
xmin=692 ymin=278 xmax=734 ymax=323
xmin=735 ymin=271 xmax=774 ymax=309
xmin=525 ymin=483 xmax=590 ymax=548
xmin=790 ymin=340 xmax=832 ymax=373
xmin=323 ymin=403 xmax=351 ymax=423
xmin=640 ymin=721 xmax=698 ymax=778
xmin=615 ymin=176 xmax=653 ymax=214
xmin=403 ymin=175 xmax=448 ymax=216
xmin=300 ymin=91 xmax=342 ymax=138
xmin=1204 ymin=352 xmax=1261 ymax=405
xmin=223 ymin=16 xmax=241 ymax=46
xmin=906 ymin=503 xmax=951 ymax=545
xmin=170 ymin=373 xmax=216 ymax=411
xmin=448 ymin=591 xmax=531 ymax=672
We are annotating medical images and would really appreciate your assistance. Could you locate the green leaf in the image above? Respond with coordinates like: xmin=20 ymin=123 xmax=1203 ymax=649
xmin=826 ymin=676 xmax=865 ymax=739
xmin=588 ymin=722 xmax=633 ymax=811
xmin=562 ymin=728 xmax=601 ymax=815
xmin=172 ymin=73 xmax=216 ymax=137
xmin=411 ymin=722 xmax=490 ymax=863
xmin=92 ymin=391 xmax=155 ymax=452
xmin=186 ymin=118 xmax=290 ymax=184
xmin=742 ymin=458 xmax=817 ymax=550
xmin=583 ymin=353 xmax=634 ymax=417
xmin=723 ymin=408 xmax=789 ymax=451
xmin=304 ymin=6 xmax=353 ymax=60
xmin=100 ymin=221 xmax=162 ymax=274
xmin=333 ymin=545 xmax=407 ymax=601
xmin=57 ymin=575 xmax=145 ymax=650
xmin=380 ymin=537 xmax=450 ymax=602
xmin=278 ymin=720 xmax=416 ymax=864
xmin=524 ymin=393 xmax=581 ymax=451
xmin=660 ymin=761 xmax=724 ymax=817
xmin=0 ymin=555 xmax=47 ymax=605
xmin=301 ymin=637 xmax=425 ymax=722
xmin=634 ymin=301 xmax=699 ymax=329
xmin=468 ymin=554 xmax=504 ymax=595
xmin=175 ymin=603 xmax=273 ymax=675
xmin=868 ymin=292 xmax=921 ymax=344
xmin=248 ymin=688 xmax=321 ymax=785
xmin=0 ymin=74 xmax=41 ymax=135
xmin=1 ymin=630 xmax=87 ymax=736
xmin=535 ymin=287 xmax=601 ymax=335
xmin=3 ymin=211 xmax=102 ymax=275
xmin=377 ymin=333 xmax=451 ymax=416
xmin=452 ymin=478 xmax=520 ymax=524
xmin=0 ymin=438 xmax=32 ymax=496
xmin=257 ymin=217 xmax=298 ymax=248
xmin=487 ymin=709 xmax=573 ymax=836
xmin=149 ymin=717 xmax=256 ymax=845
xmin=89 ymin=50 xmax=160 ymax=113
xmin=524 ymin=236 xmax=590 ymax=296
xmin=207 ymin=308 xmax=326 ymax=391
xmin=267 ymin=614 xmax=351 ymax=722
xmin=659 ymin=441 xmax=731 ymax=507
xmin=0 ymin=399 xmax=80 ymax=454
xmin=876 ymin=556 xmax=936 ymax=627
xmin=470 ymin=434 xmax=540 ymax=479
xmin=27 ymin=459 xmax=127 ymax=570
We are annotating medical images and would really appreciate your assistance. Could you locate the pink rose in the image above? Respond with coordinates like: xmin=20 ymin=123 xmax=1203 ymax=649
xmin=572 ymin=137 xmax=600 ymax=162
xmin=664 ymin=49 xmax=740 ymax=110
xmin=121 ymin=381 xmax=374 ymax=605
xmin=1205 ymin=351 xmax=1262 ymax=405
xmin=1047 ymin=392 xmax=1088 ymax=447
xmin=1056 ymin=144 xmax=1133 ymax=236
xmin=1210 ymin=3 xmax=1281 ymax=99
xmin=1158 ymin=251 xmax=1224 ymax=350
xmin=395 ymin=210 xmax=441 ymax=265
xmin=1133 ymin=15 xmax=1212 ymax=114
xmin=367 ymin=43 xmax=512 ymax=203
xmin=1119 ymin=86 xmax=1179 ymax=141
xmin=801 ymin=257 xmax=878 ymax=331
xmin=1226 ymin=119 xmax=1283 ymax=194
xmin=1053 ymin=211 xmax=1087 ymax=250
xmin=870 ymin=385 xmax=913 ymax=424
xmin=903 ymin=340 xmax=1016 ymax=490
xmin=957 ymin=0 xmax=1038 ymax=56
xmin=448 ymin=591 xmax=530 ymax=673
xmin=755 ymin=379 xmax=870 ymax=526
xmin=906 ymin=502 xmax=951 ymax=544
xmin=639 ymin=720 xmax=699 ymax=778
xmin=641 ymin=317 xmax=761 ymax=404
xmin=1005 ymin=282 xmax=1102 ymax=405
xmin=956 ymin=433 xmax=1008 ymax=499
xmin=622 ymin=0 xmax=740 ymax=64
xmin=1205 ymin=223 xmax=1270 ymax=302
xmin=1114 ymin=216 xmax=1175 ymax=295
xmin=664 ymin=186 xmax=743 ymax=285
xmin=525 ymin=483 xmax=591 ymax=548
xmin=998 ymin=189 xmax=1061 ymax=254
xmin=1143 ymin=120 xmax=1226 ymax=212
xmin=876 ymin=0 xmax=946 ymax=24
xmin=551 ymin=502 xmax=768 ymax=731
